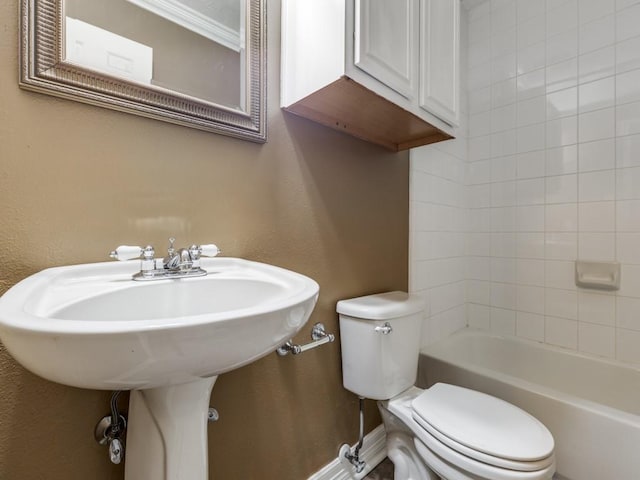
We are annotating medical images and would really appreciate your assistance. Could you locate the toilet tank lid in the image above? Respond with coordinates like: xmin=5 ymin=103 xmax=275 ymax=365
xmin=336 ymin=291 xmax=425 ymax=320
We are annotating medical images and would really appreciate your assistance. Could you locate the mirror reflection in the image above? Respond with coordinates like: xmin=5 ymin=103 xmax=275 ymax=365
xmin=64 ymin=0 xmax=246 ymax=110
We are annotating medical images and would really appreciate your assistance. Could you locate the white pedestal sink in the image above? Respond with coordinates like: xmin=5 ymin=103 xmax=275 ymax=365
xmin=0 ymin=258 xmax=319 ymax=479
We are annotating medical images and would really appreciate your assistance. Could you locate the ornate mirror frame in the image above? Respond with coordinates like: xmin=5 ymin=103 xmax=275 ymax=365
xmin=19 ymin=0 xmax=266 ymax=142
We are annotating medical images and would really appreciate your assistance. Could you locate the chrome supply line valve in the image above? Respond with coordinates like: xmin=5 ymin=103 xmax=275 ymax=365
xmin=110 ymin=237 xmax=220 ymax=281
xmin=94 ymin=391 xmax=127 ymax=465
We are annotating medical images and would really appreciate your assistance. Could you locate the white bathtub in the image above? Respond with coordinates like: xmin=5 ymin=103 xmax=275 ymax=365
xmin=417 ymin=328 xmax=640 ymax=480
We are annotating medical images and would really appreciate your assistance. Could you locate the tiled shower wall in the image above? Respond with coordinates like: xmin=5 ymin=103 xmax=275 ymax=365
xmin=410 ymin=0 xmax=640 ymax=365
xmin=409 ymin=8 xmax=469 ymax=347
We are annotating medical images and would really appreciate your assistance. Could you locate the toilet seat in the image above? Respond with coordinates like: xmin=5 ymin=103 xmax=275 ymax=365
xmin=383 ymin=384 xmax=555 ymax=480
xmin=411 ymin=384 xmax=554 ymax=467
xmin=412 ymin=413 xmax=554 ymax=472
xmin=413 ymin=435 xmax=555 ymax=480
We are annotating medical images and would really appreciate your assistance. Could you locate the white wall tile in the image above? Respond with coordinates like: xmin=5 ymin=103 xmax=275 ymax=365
xmin=578 ymin=170 xmax=616 ymax=201
xmin=616 ymin=36 xmax=640 ymax=73
xmin=467 ymin=159 xmax=492 ymax=185
xmin=546 ymin=145 xmax=578 ymax=175
xmin=517 ymin=123 xmax=547 ymax=152
xmin=546 ymin=58 xmax=577 ymax=93
xmin=578 ymin=232 xmax=616 ymax=260
xmin=516 ymin=311 xmax=546 ymax=341
xmin=519 ymin=0 xmax=546 ymax=23
xmin=517 ymin=205 xmax=545 ymax=231
xmin=547 ymin=1 xmax=577 ymax=37
xmin=545 ymin=315 xmax=578 ymax=348
xmin=491 ymin=283 xmax=518 ymax=309
xmin=517 ymin=178 xmax=546 ymax=205
xmin=469 ymin=86 xmax=493 ymax=114
xmin=492 ymin=258 xmax=517 ymax=283
xmin=491 ymin=307 xmax=517 ymax=335
xmin=616 ymin=100 xmax=640 ymax=136
xmin=616 ymin=133 xmax=640 ymax=168
xmin=517 ymin=259 xmax=546 ymax=286
xmin=491 ymin=130 xmax=518 ymax=157
xmin=545 ymin=232 xmax=578 ymax=259
xmin=545 ymin=203 xmax=578 ymax=231
xmin=579 ymin=0 xmax=615 ymax=25
xmin=467 ymin=279 xmax=491 ymax=304
xmin=518 ymin=42 xmax=547 ymax=74
xmin=617 ymin=166 xmax=640 ymax=199
xmin=616 ymin=296 xmax=640 ymax=330
xmin=545 ymin=260 xmax=576 ymax=290
xmin=492 ymin=53 xmax=518 ymax=82
xmin=492 ymin=105 xmax=518 ymax=133
xmin=518 ymin=96 xmax=547 ymax=126
xmin=492 ymin=1 xmax=517 ymax=33
xmin=616 ymin=3 xmax=640 ymax=42
xmin=517 ymin=285 xmax=546 ymax=313
xmin=517 ymin=232 xmax=546 ymax=258
xmin=578 ymin=107 xmax=615 ymax=142
xmin=579 ymin=15 xmax=615 ymax=54
xmin=492 ymin=27 xmax=518 ymax=59
xmin=616 ymin=0 xmax=640 ymax=11
xmin=579 ymin=47 xmax=615 ymax=84
xmin=492 ymin=78 xmax=518 ymax=107
xmin=491 ymin=232 xmax=517 ymax=257
xmin=578 ymin=77 xmax=615 ymax=113
xmin=547 ymin=30 xmax=578 ymax=65
xmin=467 ymin=303 xmax=492 ymax=329
xmin=491 ymin=181 xmax=517 ymax=206
xmin=412 ymin=0 xmax=640 ymax=365
xmin=546 ymin=174 xmax=577 ymax=203
xmin=578 ymin=139 xmax=615 ymax=172
xmin=616 ymin=68 xmax=640 ymax=104
xmin=578 ymin=291 xmax=616 ymax=325
xmin=617 ymin=233 xmax=640 ymax=263
xmin=519 ymin=15 xmax=546 ymax=48
xmin=618 ymin=264 xmax=640 ymax=297
xmin=546 ymin=116 xmax=577 ymax=147
xmin=616 ymin=328 xmax=640 ymax=364
xmin=578 ymin=322 xmax=615 ymax=357
xmin=516 ymin=150 xmax=546 ymax=178
xmin=578 ymin=201 xmax=615 ymax=231
xmin=546 ymin=87 xmax=577 ymax=119
xmin=617 ymin=199 xmax=640 ymax=231
xmin=492 ymin=155 xmax=518 ymax=181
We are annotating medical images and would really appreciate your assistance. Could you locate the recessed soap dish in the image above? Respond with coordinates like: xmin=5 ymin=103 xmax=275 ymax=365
xmin=575 ymin=261 xmax=620 ymax=291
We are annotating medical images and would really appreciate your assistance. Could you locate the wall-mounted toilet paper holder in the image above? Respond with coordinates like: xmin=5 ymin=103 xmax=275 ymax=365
xmin=276 ymin=323 xmax=335 ymax=356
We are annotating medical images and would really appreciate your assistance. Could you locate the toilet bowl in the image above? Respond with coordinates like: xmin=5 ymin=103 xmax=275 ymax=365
xmin=337 ymin=292 xmax=555 ymax=480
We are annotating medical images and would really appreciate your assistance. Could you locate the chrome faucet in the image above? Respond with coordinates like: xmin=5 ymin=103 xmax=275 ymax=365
xmin=163 ymin=237 xmax=194 ymax=271
xmin=110 ymin=237 xmax=220 ymax=281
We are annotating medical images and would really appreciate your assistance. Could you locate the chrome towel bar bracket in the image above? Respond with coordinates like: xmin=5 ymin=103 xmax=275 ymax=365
xmin=276 ymin=323 xmax=335 ymax=356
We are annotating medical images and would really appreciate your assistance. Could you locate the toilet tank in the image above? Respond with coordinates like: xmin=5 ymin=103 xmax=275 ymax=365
xmin=337 ymin=292 xmax=425 ymax=400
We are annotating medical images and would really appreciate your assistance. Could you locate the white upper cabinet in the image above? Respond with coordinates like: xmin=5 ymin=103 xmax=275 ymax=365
xmin=419 ymin=0 xmax=460 ymax=126
xmin=281 ymin=0 xmax=460 ymax=151
xmin=353 ymin=0 xmax=419 ymax=100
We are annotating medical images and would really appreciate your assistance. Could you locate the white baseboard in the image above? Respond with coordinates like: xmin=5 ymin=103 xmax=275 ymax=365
xmin=307 ymin=424 xmax=387 ymax=480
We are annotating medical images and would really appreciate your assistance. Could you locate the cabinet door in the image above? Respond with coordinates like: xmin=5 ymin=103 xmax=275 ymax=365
xmin=353 ymin=0 xmax=419 ymax=100
xmin=419 ymin=0 xmax=460 ymax=126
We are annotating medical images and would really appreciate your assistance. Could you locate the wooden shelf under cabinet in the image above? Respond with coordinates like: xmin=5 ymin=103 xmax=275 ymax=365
xmin=283 ymin=76 xmax=452 ymax=152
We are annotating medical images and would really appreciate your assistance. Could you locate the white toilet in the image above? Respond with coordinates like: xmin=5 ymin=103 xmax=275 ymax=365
xmin=338 ymin=291 xmax=556 ymax=480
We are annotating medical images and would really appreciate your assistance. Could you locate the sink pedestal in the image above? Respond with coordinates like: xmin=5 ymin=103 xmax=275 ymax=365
xmin=125 ymin=377 xmax=218 ymax=480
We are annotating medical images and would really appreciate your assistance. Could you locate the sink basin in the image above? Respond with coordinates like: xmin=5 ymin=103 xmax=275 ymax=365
xmin=0 ymin=257 xmax=319 ymax=390
xmin=0 ymin=257 xmax=319 ymax=480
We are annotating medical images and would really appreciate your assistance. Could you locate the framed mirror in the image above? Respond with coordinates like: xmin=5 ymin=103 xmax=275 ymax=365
xmin=19 ymin=0 xmax=266 ymax=142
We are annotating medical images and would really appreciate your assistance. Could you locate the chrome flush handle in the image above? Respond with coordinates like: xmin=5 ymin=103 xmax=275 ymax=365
xmin=374 ymin=322 xmax=393 ymax=334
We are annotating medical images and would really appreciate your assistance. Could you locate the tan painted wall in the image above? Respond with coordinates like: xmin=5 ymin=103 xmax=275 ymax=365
xmin=0 ymin=1 xmax=408 ymax=479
